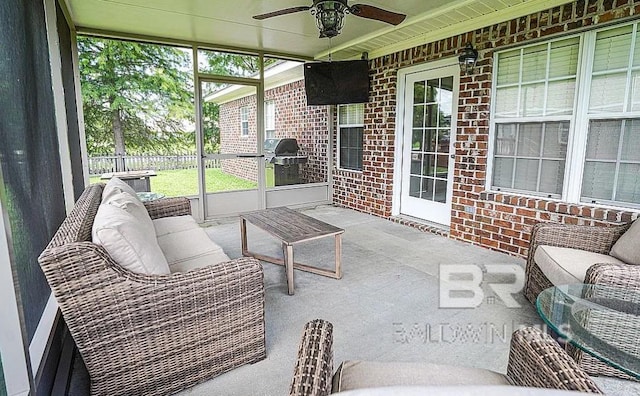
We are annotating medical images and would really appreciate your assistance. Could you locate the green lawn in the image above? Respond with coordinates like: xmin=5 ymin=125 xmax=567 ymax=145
xmin=90 ymin=168 xmax=256 ymax=197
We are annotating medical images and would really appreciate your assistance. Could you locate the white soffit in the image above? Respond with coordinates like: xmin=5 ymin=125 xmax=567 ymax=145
xmin=65 ymin=0 xmax=575 ymax=60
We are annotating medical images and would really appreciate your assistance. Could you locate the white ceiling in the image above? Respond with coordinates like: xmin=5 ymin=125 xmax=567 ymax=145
xmin=64 ymin=0 xmax=574 ymax=60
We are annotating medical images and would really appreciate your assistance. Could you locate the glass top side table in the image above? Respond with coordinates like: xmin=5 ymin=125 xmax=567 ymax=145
xmin=536 ymin=284 xmax=640 ymax=379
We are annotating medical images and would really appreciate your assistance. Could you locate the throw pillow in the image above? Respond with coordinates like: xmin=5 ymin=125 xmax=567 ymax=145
xmin=103 ymin=191 xmax=155 ymax=236
xmin=92 ymin=203 xmax=170 ymax=275
xmin=102 ymin=177 xmax=139 ymax=203
xmin=610 ymin=219 xmax=640 ymax=265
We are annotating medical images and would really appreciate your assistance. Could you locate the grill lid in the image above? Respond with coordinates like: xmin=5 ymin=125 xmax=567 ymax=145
xmin=264 ymin=138 xmax=300 ymax=155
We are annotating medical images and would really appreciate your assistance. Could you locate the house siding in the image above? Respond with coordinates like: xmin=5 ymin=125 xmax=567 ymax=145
xmin=332 ymin=0 xmax=640 ymax=257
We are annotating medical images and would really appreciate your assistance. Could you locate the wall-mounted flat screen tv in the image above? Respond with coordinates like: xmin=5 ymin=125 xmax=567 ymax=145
xmin=304 ymin=60 xmax=370 ymax=106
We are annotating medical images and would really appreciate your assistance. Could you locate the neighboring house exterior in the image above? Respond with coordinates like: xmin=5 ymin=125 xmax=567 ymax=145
xmin=218 ymin=78 xmax=329 ymax=185
xmin=218 ymin=1 xmax=640 ymax=258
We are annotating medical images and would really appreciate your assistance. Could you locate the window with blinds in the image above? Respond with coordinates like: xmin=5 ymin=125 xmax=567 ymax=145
xmin=490 ymin=21 xmax=640 ymax=208
xmin=240 ymin=106 xmax=249 ymax=136
xmin=265 ymin=101 xmax=275 ymax=139
xmin=338 ymin=104 xmax=364 ymax=171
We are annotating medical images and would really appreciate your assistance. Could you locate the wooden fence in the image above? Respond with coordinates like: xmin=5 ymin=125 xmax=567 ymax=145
xmin=88 ymin=154 xmax=220 ymax=175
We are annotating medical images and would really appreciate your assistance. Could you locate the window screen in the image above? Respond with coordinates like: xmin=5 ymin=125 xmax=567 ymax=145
xmin=0 ymin=0 xmax=67 ymax=341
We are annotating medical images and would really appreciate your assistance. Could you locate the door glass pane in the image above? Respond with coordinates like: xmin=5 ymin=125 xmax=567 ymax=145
xmin=423 ymin=154 xmax=435 ymax=176
xmin=410 ymin=176 xmax=421 ymax=197
xmin=412 ymin=129 xmax=423 ymax=151
xmin=410 ymin=153 xmax=422 ymax=175
xmin=413 ymin=105 xmax=425 ymax=127
xmin=426 ymin=104 xmax=439 ymax=127
xmin=408 ymin=76 xmax=454 ymax=204
xmin=437 ymin=129 xmax=450 ymax=153
xmin=414 ymin=81 xmax=425 ymax=103
xmin=434 ymin=179 xmax=447 ymax=203
xmin=424 ymin=178 xmax=435 ymax=200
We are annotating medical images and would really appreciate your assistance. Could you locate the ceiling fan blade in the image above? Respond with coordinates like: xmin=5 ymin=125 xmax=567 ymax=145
xmin=253 ymin=6 xmax=311 ymax=20
xmin=349 ymin=4 xmax=406 ymax=25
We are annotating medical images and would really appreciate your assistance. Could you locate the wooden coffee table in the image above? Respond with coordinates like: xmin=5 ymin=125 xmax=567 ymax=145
xmin=240 ymin=207 xmax=344 ymax=295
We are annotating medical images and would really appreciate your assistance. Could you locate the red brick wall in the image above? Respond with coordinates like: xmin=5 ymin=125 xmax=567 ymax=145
xmin=219 ymin=80 xmax=329 ymax=183
xmin=219 ymin=95 xmax=258 ymax=181
xmin=332 ymin=0 xmax=640 ymax=257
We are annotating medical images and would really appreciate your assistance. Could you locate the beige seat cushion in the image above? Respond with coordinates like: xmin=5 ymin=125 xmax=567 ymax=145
xmin=156 ymin=227 xmax=230 ymax=273
xmin=534 ymin=245 xmax=626 ymax=285
xmin=92 ymin=203 xmax=170 ymax=275
xmin=152 ymin=215 xmax=199 ymax=237
xmin=332 ymin=361 xmax=509 ymax=393
xmin=102 ymin=177 xmax=139 ymax=203
xmin=610 ymin=219 xmax=640 ymax=265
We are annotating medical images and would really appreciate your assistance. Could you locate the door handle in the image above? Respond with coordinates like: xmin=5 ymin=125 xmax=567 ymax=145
xmin=237 ymin=154 xmax=265 ymax=158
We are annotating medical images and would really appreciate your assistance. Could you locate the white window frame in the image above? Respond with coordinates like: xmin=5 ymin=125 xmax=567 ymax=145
xmin=488 ymin=21 xmax=640 ymax=210
xmin=265 ymin=100 xmax=275 ymax=139
xmin=337 ymin=104 xmax=364 ymax=172
xmin=240 ymin=106 xmax=249 ymax=137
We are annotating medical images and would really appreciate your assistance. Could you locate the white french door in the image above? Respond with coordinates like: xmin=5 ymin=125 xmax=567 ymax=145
xmin=399 ymin=65 xmax=459 ymax=225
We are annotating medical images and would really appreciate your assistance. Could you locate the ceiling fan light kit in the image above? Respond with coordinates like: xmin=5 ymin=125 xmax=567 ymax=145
xmin=312 ymin=0 xmax=348 ymax=38
xmin=253 ymin=0 xmax=406 ymax=39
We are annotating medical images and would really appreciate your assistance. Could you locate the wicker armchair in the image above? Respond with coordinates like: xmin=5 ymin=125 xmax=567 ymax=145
xmin=523 ymin=222 xmax=633 ymax=304
xmin=38 ymin=184 xmax=266 ymax=396
xmin=290 ymin=320 xmax=602 ymax=395
xmin=523 ymin=221 xmax=640 ymax=381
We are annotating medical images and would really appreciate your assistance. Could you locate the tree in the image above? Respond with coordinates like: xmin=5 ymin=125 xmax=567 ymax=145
xmin=199 ymin=53 xmax=278 ymax=153
xmin=78 ymin=37 xmax=193 ymax=164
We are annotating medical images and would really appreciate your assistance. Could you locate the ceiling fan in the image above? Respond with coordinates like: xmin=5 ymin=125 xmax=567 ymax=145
xmin=253 ymin=0 xmax=407 ymax=39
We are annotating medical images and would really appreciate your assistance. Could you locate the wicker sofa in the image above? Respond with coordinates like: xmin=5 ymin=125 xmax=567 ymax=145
xmin=38 ymin=183 xmax=266 ymax=395
xmin=289 ymin=319 xmax=602 ymax=395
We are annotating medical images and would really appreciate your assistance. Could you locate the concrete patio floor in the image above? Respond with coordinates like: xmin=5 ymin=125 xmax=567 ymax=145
xmin=69 ymin=205 xmax=635 ymax=395
xmin=184 ymin=205 xmax=542 ymax=395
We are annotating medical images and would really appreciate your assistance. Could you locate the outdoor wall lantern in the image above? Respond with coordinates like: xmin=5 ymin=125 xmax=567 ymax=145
xmin=458 ymin=43 xmax=478 ymax=75
xmin=312 ymin=0 xmax=347 ymax=38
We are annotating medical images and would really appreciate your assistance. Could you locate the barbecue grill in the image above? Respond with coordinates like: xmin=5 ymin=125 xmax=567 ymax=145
xmin=264 ymin=138 xmax=308 ymax=186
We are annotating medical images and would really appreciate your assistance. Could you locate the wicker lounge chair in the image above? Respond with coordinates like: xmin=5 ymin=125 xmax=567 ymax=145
xmin=289 ymin=319 xmax=603 ymax=395
xmin=38 ymin=184 xmax=266 ymax=395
